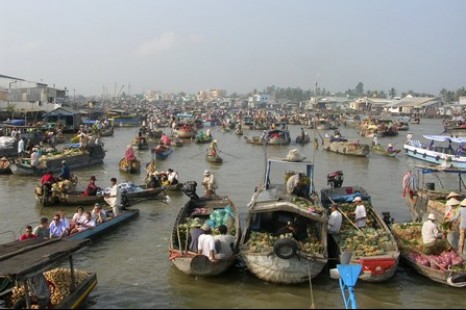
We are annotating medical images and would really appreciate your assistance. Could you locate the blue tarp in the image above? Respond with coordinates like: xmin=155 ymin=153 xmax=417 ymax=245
xmin=3 ymin=119 xmax=26 ymax=126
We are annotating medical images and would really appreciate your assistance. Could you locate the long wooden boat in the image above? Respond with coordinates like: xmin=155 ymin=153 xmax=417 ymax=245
xmin=321 ymin=186 xmax=400 ymax=282
xmin=68 ymin=209 xmax=140 ymax=240
xmin=295 ymin=133 xmax=310 ymax=144
xmin=10 ymin=144 xmax=106 ymax=176
xmin=371 ymin=144 xmax=401 ymax=157
xmin=173 ymin=122 xmax=196 ymax=139
xmin=391 ymin=222 xmax=466 ymax=287
xmin=122 ymin=186 xmax=165 ymax=205
xmin=152 ymin=145 xmax=173 ymax=160
xmin=240 ymin=157 xmax=328 ymax=284
xmin=267 ymin=129 xmax=291 ymax=145
xmin=168 ymin=193 xmax=241 ymax=276
xmin=206 ymin=154 xmax=223 ymax=164
xmin=119 ymin=158 xmax=141 ymax=174
xmin=194 ymin=131 xmax=213 ymax=144
xmin=35 ymin=188 xmax=105 ymax=207
xmin=404 ymin=135 xmax=466 ymax=168
xmin=323 ymin=137 xmax=370 ymax=157
xmin=0 ymin=238 xmax=97 ymax=309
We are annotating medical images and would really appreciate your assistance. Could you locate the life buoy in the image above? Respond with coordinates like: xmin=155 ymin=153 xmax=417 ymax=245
xmin=273 ymin=238 xmax=298 ymax=259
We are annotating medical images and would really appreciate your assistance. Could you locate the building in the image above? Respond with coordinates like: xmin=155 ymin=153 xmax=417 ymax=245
xmin=387 ymin=95 xmax=440 ymax=116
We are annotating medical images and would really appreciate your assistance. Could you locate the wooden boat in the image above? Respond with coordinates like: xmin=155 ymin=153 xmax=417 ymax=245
xmin=206 ymin=154 xmax=223 ymax=164
xmin=391 ymin=222 xmax=466 ymax=287
xmin=404 ymin=135 xmax=466 ymax=168
xmin=320 ymin=186 xmax=400 ymax=282
xmin=10 ymin=144 xmax=106 ymax=176
xmin=172 ymin=136 xmax=184 ymax=147
xmin=148 ymin=129 xmax=164 ymax=139
xmin=371 ymin=144 xmax=401 ymax=157
xmin=35 ymin=182 xmax=104 ymax=207
xmin=240 ymin=157 xmax=328 ymax=284
xmin=168 ymin=190 xmax=241 ymax=276
xmin=267 ymin=129 xmax=291 ymax=145
xmin=0 ymin=238 xmax=97 ymax=309
xmin=194 ymin=131 xmax=213 ymax=144
xmin=295 ymin=133 xmax=311 ymax=144
xmin=173 ymin=122 xmax=196 ymax=139
xmin=131 ymin=136 xmax=149 ymax=150
xmin=119 ymin=158 xmax=141 ymax=173
xmin=68 ymin=209 xmax=140 ymax=240
xmin=244 ymin=135 xmax=265 ymax=145
xmin=122 ymin=186 xmax=165 ymax=205
xmin=99 ymin=126 xmax=114 ymax=137
xmin=152 ymin=145 xmax=173 ymax=160
xmin=323 ymin=137 xmax=370 ymax=157
xmin=234 ymin=129 xmax=243 ymax=136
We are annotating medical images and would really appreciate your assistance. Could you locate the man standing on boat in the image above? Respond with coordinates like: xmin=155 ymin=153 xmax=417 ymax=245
xmin=104 ymin=177 xmax=122 ymax=217
xmin=353 ymin=197 xmax=367 ymax=228
xmin=328 ymin=204 xmax=343 ymax=234
xmin=202 ymin=170 xmax=217 ymax=198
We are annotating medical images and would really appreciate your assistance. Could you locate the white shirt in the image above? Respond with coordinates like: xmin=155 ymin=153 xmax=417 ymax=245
xmin=214 ymin=234 xmax=236 ymax=256
xmin=18 ymin=139 xmax=25 ymax=153
xmin=198 ymin=234 xmax=216 ymax=259
xmin=167 ymin=171 xmax=178 ymax=183
xmin=105 ymin=184 xmax=121 ymax=208
xmin=72 ymin=212 xmax=87 ymax=225
xmin=354 ymin=204 xmax=367 ymax=228
xmin=202 ymin=174 xmax=217 ymax=191
xmin=30 ymin=151 xmax=39 ymax=166
xmin=328 ymin=210 xmax=343 ymax=234
xmin=422 ymin=219 xmax=440 ymax=244
xmin=460 ymin=207 xmax=466 ymax=230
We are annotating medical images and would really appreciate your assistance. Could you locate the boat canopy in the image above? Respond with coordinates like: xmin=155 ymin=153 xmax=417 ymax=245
xmin=423 ymin=135 xmax=466 ymax=144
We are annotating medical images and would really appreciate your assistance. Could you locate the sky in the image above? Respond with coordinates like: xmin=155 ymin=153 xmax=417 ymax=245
xmin=1 ymin=0 xmax=466 ymax=97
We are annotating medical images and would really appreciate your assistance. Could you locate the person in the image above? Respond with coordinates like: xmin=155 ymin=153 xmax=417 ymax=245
xmin=328 ymin=204 xmax=343 ymax=234
xmin=300 ymin=127 xmax=306 ymax=141
xmin=58 ymin=160 xmax=71 ymax=180
xmin=372 ymin=136 xmax=379 ymax=146
xmin=275 ymin=221 xmax=296 ymax=236
xmin=166 ymin=168 xmax=179 ymax=185
xmin=79 ymin=132 xmax=89 ymax=151
xmin=188 ymin=218 xmax=203 ymax=253
xmin=197 ymin=224 xmax=217 ymax=261
xmin=58 ymin=210 xmax=71 ymax=231
xmin=458 ymin=198 xmax=466 ymax=255
xmin=201 ymin=170 xmax=217 ymax=198
xmin=71 ymin=206 xmax=87 ymax=227
xmin=313 ymin=137 xmax=319 ymax=150
xmin=443 ymin=197 xmax=461 ymax=250
xmin=70 ymin=211 xmax=96 ymax=234
xmin=353 ymin=196 xmax=367 ymax=228
xmin=208 ymin=140 xmax=218 ymax=157
xmin=12 ymin=273 xmax=50 ymax=309
xmin=19 ymin=225 xmax=37 ymax=240
xmin=49 ymin=213 xmax=69 ymax=238
xmin=32 ymin=217 xmax=49 ymax=240
xmin=206 ymin=129 xmax=212 ymax=137
xmin=30 ymin=147 xmax=40 ymax=168
xmin=406 ymin=131 xmax=413 ymax=143
xmin=286 ymin=172 xmax=307 ymax=198
xmin=84 ymin=175 xmax=100 ymax=196
xmin=125 ymin=145 xmax=136 ymax=162
xmin=91 ymin=203 xmax=107 ymax=224
xmin=104 ymin=177 xmax=122 ymax=217
xmin=422 ymin=213 xmax=451 ymax=255
xmin=40 ymin=170 xmax=56 ymax=195
xmin=160 ymin=132 xmax=171 ymax=146
xmin=387 ymin=143 xmax=394 ymax=153
xmin=17 ymin=136 xmax=25 ymax=157
xmin=214 ymin=225 xmax=236 ymax=258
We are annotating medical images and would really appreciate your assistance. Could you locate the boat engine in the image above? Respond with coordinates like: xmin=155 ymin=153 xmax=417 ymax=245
xmin=182 ymin=181 xmax=199 ymax=200
xmin=327 ymin=170 xmax=344 ymax=188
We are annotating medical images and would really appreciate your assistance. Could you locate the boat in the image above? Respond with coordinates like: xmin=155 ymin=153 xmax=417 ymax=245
xmin=371 ymin=144 xmax=401 ymax=157
xmin=173 ymin=122 xmax=197 ymax=139
xmin=121 ymin=185 xmax=165 ymax=206
xmin=404 ymin=135 xmax=466 ymax=168
xmin=320 ymin=185 xmax=400 ymax=282
xmin=194 ymin=131 xmax=213 ymax=144
xmin=323 ymin=137 xmax=370 ymax=157
xmin=391 ymin=222 xmax=466 ymax=287
xmin=168 ymin=183 xmax=241 ymax=276
xmin=206 ymin=154 xmax=223 ymax=164
xmin=131 ymin=136 xmax=149 ymax=150
xmin=267 ymin=129 xmax=291 ymax=145
xmin=68 ymin=208 xmax=140 ymax=240
xmin=148 ymin=129 xmax=164 ymax=139
xmin=151 ymin=144 xmax=174 ymax=160
xmin=10 ymin=144 xmax=106 ymax=176
xmin=234 ymin=128 xmax=243 ymax=136
xmin=119 ymin=158 xmax=141 ymax=174
xmin=0 ymin=238 xmax=97 ymax=309
xmin=295 ymin=133 xmax=311 ymax=144
xmin=239 ymin=157 xmax=328 ymax=284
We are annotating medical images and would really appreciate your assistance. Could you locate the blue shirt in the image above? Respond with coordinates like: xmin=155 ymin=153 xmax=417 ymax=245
xmin=60 ymin=164 xmax=71 ymax=179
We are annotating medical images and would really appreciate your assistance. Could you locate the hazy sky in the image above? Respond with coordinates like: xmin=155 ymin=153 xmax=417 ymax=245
xmin=1 ymin=0 xmax=465 ymax=97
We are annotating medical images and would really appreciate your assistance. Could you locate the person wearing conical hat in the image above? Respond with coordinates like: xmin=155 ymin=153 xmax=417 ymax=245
xmin=446 ymin=191 xmax=461 ymax=200
xmin=208 ymin=140 xmax=218 ymax=157
xmin=422 ymin=213 xmax=451 ymax=255
xmin=444 ymin=197 xmax=461 ymax=250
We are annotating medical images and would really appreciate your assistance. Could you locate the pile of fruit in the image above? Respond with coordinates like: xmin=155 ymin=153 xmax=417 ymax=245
xmin=243 ymin=231 xmax=324 ymax=255
xmin=339 ymin=227 xmax=395 ymax=257
xmin=335 ymin=202 xmax=376 ymax=230
xmin=291 ymin=197 xmax=324 ymax=215
xmin=9 ymin=268 xmax=90 ymax=307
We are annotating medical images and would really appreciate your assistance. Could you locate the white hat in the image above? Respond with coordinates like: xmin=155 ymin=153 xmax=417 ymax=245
xmin=446 ymin=197 xmax=461 ymax=206
xmin=447 ymin=191 xmax=460 ymax=199
xmin=204 ymin=169 xmax=211 ymax=176
xmin=388 ymin=143 xmax=393 ymax=147
xmin=201 ymin=223 xmax=211 ymax=231
xmin=427 ymin=213 xmax=436 ymax=220
xmin=353 ymin=196 xmax=362 ymax=202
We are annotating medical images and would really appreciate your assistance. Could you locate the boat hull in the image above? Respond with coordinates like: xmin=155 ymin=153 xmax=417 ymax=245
xmin=403 ymin=144 xmax=466 ymax=168
xmin=323 ymin=139 xmax=370 ymax=157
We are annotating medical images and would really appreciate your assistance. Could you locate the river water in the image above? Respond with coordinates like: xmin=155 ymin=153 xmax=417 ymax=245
xmin=1 ymin=119 xmax=465 ymax=309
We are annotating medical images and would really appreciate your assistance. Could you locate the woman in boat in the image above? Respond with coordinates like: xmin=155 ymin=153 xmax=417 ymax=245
xmin=83 ymin=175 xmax=100 ymax=196
xmin=125 ymin=145 xmax=137 ymax=162
xmin=208 ymin=140 xmax=219 ymax=157
xmin=387 ymin=143 xmax=394 ymax=153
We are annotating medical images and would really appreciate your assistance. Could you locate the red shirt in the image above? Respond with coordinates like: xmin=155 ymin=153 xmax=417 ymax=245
xmin=41 ymin=174 xmax=55 ymax=185
xmin=19 ymin=233 xmax=37 ymax=240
